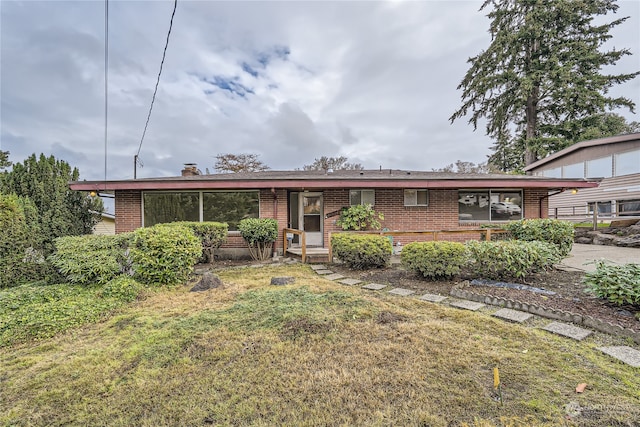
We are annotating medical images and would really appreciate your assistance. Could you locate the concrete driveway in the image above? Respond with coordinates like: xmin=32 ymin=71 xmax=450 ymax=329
xmin=559 ymin=243 xmax=640 ymax=272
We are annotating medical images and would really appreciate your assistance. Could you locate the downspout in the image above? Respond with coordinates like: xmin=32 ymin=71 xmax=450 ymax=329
xmin=538 ymin=188 xmax=566 ymax=219
xmin=272 ymin=188 xmax=278 ymax=257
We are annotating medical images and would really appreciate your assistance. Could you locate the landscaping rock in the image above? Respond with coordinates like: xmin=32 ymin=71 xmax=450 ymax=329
xmin=190 ymin=272 xmax=223 ymax=292
xmin=270 ymin=276 xmax=295 ymax=286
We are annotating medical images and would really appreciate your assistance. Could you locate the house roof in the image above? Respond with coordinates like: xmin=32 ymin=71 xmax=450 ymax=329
xmin=524 ymin=132 xmax=640 ymax=172
xmin=70 ymin=169 xmax=599 ymax=192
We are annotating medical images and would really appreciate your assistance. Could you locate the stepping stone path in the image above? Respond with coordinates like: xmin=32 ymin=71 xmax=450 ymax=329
xmin=419 ymin=294 xmax=447 ymax=303
xmin=543 ymin=322 xmax=592 ymax=341
xmin=338 ymin=278 xmax=362 ymax=286
xmin=388 ymin=288 xmax=415 ymax=296
xmin=310 ymin=264 xmax=640 ymax=367
xmin=492 ymin=308 xmax=533 ymax=323
xmin=450 ymin=300 xmax=485 ymax=311
xmin=361 ymin=283 xmax=387 ymax=290
xmin=598 ymin=346 xmax=640 ymax=368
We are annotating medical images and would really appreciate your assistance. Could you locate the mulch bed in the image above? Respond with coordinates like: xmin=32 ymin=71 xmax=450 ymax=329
xmin=328 ymin=263 xmax=640 ymax=334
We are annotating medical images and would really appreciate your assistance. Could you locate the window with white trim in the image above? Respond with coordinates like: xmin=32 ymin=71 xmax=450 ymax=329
xmin=404 ymin=189 xmax=428 ymax=206
xmin=350 ymin=189 xmax=375 ymax=206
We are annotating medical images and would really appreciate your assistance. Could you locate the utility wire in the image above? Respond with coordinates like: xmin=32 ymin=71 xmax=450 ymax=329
xmin=135 ymin=0 xmax=178 ymax=162
xmin=104 ymin=0 xmax=109 ymax=185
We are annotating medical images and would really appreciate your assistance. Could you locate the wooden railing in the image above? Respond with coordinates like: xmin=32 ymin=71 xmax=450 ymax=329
xmin=327 ymin=228 xmax=509 ymax=263
xmin=549 ymin=200 xmax=640 ymax=229
xmin=283 ymin=228 xmax=307 ymax=263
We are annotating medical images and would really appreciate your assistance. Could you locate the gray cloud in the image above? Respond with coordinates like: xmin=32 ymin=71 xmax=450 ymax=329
xmin=1 ymin=0 xmax=638 ymax=183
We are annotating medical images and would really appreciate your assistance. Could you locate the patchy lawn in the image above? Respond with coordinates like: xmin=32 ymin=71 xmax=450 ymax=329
xmin=1 ymin=264 xmax=638 ymax=426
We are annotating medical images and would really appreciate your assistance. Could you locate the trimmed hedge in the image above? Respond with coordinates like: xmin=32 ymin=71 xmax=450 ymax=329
xmin=504 ymin=219 xmax=574 ymax=258
xmin=161 ymin=221 xmax=228 ymax=263
xmin=465 ymin=240 xmax=561 ymax=280
xmin=331 ymin=234 xmax=391 ymax=269
xmin=130 ymin=224 xmax=201 ymax=286
xmin=584 ymin=261 xmax=640 ymax=306
xmin=401 ymin=241 xmax=467 ymax=279
xmin=49 ymin=233 xmax=133 ymax=285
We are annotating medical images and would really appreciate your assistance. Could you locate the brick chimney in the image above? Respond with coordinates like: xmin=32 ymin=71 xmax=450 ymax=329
xmin=181 ymin=163 xmax=200 ymax=176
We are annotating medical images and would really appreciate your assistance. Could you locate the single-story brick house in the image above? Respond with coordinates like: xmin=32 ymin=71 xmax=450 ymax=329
xmin=70 ymin=167 xmax=599 ymax=258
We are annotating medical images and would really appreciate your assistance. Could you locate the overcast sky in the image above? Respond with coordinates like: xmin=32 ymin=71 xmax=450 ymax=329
xmin=2 ymin=0 xmax=639 ymax=181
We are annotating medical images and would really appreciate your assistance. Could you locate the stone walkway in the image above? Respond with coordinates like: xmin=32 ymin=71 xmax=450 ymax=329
xmin=309 ymin=262 xmax=640 ymax=368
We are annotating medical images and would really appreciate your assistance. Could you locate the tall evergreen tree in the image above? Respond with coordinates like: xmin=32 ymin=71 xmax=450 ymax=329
xmin=0 ymin=153 xmax=102 ymax=253
xmin=0 ymin=151 xmax=10 ymax=170
xmin=450 ymin=0 xmax=639 ymax=171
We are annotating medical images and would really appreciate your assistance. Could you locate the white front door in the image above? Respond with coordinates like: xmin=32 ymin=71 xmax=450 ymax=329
xmin=299 ymin=192 xmax=323 ymax=247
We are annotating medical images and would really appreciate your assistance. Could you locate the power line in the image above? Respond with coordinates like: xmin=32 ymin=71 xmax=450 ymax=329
xmin=104 ymin=0 xmax=109 ymax=185
xmin=135 ymin=0 xmax=178 ymax=174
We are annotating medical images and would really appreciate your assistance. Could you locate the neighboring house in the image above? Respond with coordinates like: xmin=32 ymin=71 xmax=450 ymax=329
xmin=93 ymin=212 xmax=116 ymax=235
xmin=70 ymin=166 xmax=598 ymax=258
xmin=524 ymin=133 xmax=640 ymax=220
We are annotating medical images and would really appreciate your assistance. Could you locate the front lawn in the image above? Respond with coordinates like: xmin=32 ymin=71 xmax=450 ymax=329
xmin=1 ymin=264 xmax=638 ymax=426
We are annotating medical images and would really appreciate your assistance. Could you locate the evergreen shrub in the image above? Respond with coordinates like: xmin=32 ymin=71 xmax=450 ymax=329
xmin=465 ymin=240 xmax=561 ymax=280
xmin=584 ymin=261 xmax=640 ymax=306
xmin=0 ymin=194 xmax=47 ymax=288
xmin=238 ymin=218 xmax=278 ymax=261
xmin=504 ymin=219 xmax=574 ymax=258
xmin=331 ymin=234 xmax=391 ymax=269
xmin=160 ymin=221 xmax=228 ymax=263
xmin=130 ymin=224 xmax=201 ymax=286
xmin=49 ymin=233 xmax=133 ymax=285
xmin=401 ymin=241 xmax=467 ymax=279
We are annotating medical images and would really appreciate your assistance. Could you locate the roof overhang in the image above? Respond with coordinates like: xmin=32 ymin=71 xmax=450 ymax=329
xmin=70 ymin=178 xmax=599 ymax=192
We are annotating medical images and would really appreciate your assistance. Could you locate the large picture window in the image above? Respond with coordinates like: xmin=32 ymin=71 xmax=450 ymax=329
xmin=143 ymin=193 xmax=200 ymax=227
xmin=459 ymin=190 xmax=522 ymax=222
xmin=203 ymin=191 xmax=259 ymax=230
xmin=143 ymin=191 xmax=260 ymax=229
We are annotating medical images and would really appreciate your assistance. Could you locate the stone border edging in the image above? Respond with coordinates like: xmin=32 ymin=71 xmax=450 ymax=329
xmin=450 ymin=287 xmax=640 ymax=344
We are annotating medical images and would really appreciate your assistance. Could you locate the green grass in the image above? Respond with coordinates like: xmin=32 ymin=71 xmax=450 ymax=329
xmin=0 ymin=279 xmax=143 ymax=347
xmin=1 ymin=264 xmax=639 ymax=426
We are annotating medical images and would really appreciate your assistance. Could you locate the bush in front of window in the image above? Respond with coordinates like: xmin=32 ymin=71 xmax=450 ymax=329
xmin=401 ymin=241 xmax=467 ymax=279
xmin=238 ymin=218 xmax=278 ymax=261
xmin=130 ymin=224 xmax=201 ymax=286
xmin=164 ymin=221 xmax=228 ymax=263
xmin=503 ymin=219 xmax=574 ymax=258
xmin=336 ymin=205 xmax=384 ymax=231
xmin=331 ymin=234 xmax=391 ymax=269
xmin=49 ymin=233 xmax=133 ymax=285
xmin=465 ymin=240 xmax=561 ymax=280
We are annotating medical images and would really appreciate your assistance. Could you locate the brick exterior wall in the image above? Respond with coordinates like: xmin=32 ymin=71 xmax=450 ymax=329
xmin=114 ymin=190 xmax=142 ymax=233
xmin=112 ymin=187 xmax=549 ymax=251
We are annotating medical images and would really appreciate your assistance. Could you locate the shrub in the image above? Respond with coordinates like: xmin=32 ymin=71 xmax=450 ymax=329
xmin=331 ymin=234 xmax=391 ymax=269
xmin=49 ymin=233 xmax=133 ymax=285
xmin=238 ymin=218 xmax=278 ymax=261
xmin=465 ymin=240 xmax=561 ymax=280
xmin=163 ymin=222 xmax=228 ymax=263
xmin=0 ymin=194 xmax=48 ymax=288
xmin=504 ymin=219 xmax=574 ymax=258
xmin=583 ymin=261 xmax=640 ymax=306
xmin=100 ymin=276 xmax=144 ymax=302
xmin=336 ymin=205 xmax=384 ymax=231
xmin=130 ymin=224 xmax=201 ymax=286
xmin=401 ymin=241 xmax=467 ymax=279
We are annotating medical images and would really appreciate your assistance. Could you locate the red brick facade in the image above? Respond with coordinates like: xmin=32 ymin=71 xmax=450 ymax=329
xmin=113 ymin=187 xmax=551 ymax=254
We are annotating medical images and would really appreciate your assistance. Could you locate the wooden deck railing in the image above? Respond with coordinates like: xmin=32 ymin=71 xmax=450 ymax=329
xmin=327 ymin=228 xmax=509 ymax=263
xmin=283 ymin=228 xmax=307 ymax=263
